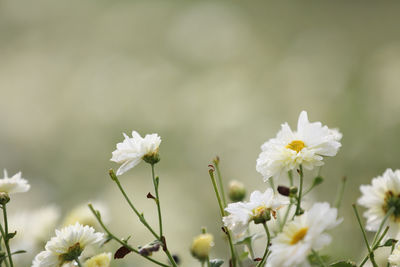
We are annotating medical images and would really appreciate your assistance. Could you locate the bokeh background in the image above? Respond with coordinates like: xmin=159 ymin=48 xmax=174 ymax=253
xmin=1 ymin=0 xmax=400 ymax=266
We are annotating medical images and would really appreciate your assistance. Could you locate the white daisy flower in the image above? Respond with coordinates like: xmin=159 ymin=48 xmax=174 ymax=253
xmin=0 ymin=169 xmax=30 ymax=194
xmin=33 ymin=223 xmax=104 ymax=266
xmin=223 ymin=188 xmax=288 ymax=236
xmin=111 ymin=131 xmax=161 ymax=175
xmin=389 ymin=241 xmax=400 ymax=267
xmin=267 ymin=202 xmax=341 ymax=267
xmin=256 ymin=111 xmax=342 ymax=181
xmin=358 ymin=168 xmax=400 ymax=238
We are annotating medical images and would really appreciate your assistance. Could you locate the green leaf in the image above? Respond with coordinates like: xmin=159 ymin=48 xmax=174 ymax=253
xmin=330 ymin=260 xmax=357 ymax=267
xmin=210 ymin=259 xmax=224 ymax=267
xmin=312 ymin=176 xmax=324 ymax=187
xmin=380 ymin=238 xmax=397 ymax=247
xmin=6 ymin=231 xmax=16 ymax=240
xmin=11 ymin=250 xmax=26 ymax=255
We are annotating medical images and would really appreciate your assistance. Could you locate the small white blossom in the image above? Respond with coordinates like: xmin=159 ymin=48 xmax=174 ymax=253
xmin=32 ymin=223 xmax=104 ymax=267
xmin=0 ymin=169 xmax=30 ymax=194
xmin=256 ymin=111 xmax=342 ymax=182
xmin=389 ymin=241 xmax=400 ymax=267
xmin=111 ymin=131 xmax=161 ymax=175
xmin=358 ymin=168 xmax=400 ymax=239
xmin=223 ymin=188 xmax=288 ymax=236
xmin=267 ymin=202 xmax=342 ymax=267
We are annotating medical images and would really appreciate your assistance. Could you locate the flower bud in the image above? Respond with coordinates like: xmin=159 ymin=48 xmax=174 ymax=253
xmin=143 ymin=152 xmax=160 ymax=165
xmin=190 ymin=233 xmax=214 ymax=261
xmin=84 ymin=252 xmax=111 ymax=267
xmin=228 ymin=180 xmax=246 ymax=202
xmin=289 ymin=186 xmax=298 ymax=195
xmin=252 ymin=206 xmax=271 ymax=224
xmin=0 ymin=192 xmax=10 ymax=205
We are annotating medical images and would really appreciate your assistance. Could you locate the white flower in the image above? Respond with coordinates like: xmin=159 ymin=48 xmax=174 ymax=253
xmin=223 ymin=188 xmax=288 ymax=236
xmin=389 ymin=241 xmax=400 ymax=267
xmin=267 ymin=202 xmax=341 ymax=267
xmin=84 ymin=252 xmax=112 ymax=267
xmin=111 ymin=131 xmax=161 ymax=175
xmin=358 ymin=168 xmax=400 ymax=239
xmin=256 ymin=111 xmax=342 ymax=181
xmin=33 ymin=223 xmax=104 ymax=267
xmin=0 ymin=169 xmax=30 ymax=194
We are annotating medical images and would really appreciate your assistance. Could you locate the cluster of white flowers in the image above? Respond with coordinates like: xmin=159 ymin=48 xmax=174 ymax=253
xmin=33 ymin=223 xmax=104 ymax=267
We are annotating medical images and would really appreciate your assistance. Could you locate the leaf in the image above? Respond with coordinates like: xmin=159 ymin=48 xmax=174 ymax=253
xmin=330 ymin=261 xmax=357 ymax=267
xmin=11 ymin=250 xmax=26 ymax=255
xmin=380 ymin=238 xmax=397 ymax=247
xmin=210 ymin=259 xmax=224 ymax=267
xmin=6 ymin=231 xmax=16 ymax=240
xmin=114 ymin=246 xmax=132 ymax=259
xmin=312 ymin=176 xmax=324 ymax=187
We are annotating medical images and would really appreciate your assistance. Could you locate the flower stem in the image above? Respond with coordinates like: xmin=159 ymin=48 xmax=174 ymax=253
xmin=88 ymin=204 xmax=171 ymax=267
xmin=208 ymin=169 xmax=237 ymax=267
xmin=295 ymin=165 xmax=304 ymax=216
xmin=151 ymin=164 xmax=163 ymax=237
xmin=2 ymin=205 xmax=13 ymax=267
xmin=280 ymin=203 xmax=293 ymax=231
xmin=214 ymin=159 xmax=227 ymax=208
xmin=311 ymin=250 xmax=327 ymax=267
xmin=334 ymin=176 xmax=347 ymax=209
xmin=352 ymin=204 xmax=378 ymax=267
xmin=0 ymin=224 xmax=10 ymax=267
xmin=257 ymin=223 xmax=271 ymax=267
xmin=109 ymin=169 xmax=159 ymax=239
xmin=74 ymin=257 xmax=83 ymax=267
xmin=359 ymin=226 xmax=389 ymax=267
xmin=372 ymin=206 xmax=394 ymax=245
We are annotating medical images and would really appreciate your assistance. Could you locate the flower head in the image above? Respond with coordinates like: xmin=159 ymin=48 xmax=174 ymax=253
xmin=223 ymin=188 xmax=288 ymax=236
xmin=84 ymin=252 xmax=112 ymax=267
xmin=0 ymin=170 xmax=30 ymax=194
xmin=190 ymin=233 xmax=214 ymax=261
xmin=33 ymin=223 xmax=104 ymax=266
xmin=358 ymin=169 xmax=400 ymax=239
xmin=267 ymin=202 xmax=341 ymax=267
xmin=111 ymin=131 xmax=161 ymax=175
xmin=256 ymin=111 xmax=342 ymax=181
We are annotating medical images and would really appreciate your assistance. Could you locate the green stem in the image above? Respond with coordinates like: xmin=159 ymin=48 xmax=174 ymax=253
xmin=295 ymin=165 xmax=304 ymax=216
xmin=312 ymin=250 xmax=327 ymax=267
xmin=109 ymin=170 xmax=159 ymax=239
xmin=280 ymin=203 xmax=293 ymax=231
xmin=88 ymin=204 xmax=171 ymax=267
xmin=151 ymin=164 xmax=163 ymax=237
xmin=334 ymin=177 xmax=347 ymax=209
xmin=214 ymin=159 xmax=227 ymax=208
xmin=0 ymin=225 xmax=9 ymax=267
xmin=257 ymin=223 xmax=271 ymax=267
xmin=2 ymin=205 xmax=13 ymax=267
xmin=74 ymin=257 xmax=83 ymax=267
xmin=352 ymin=204 xmax=378 ymax=267
xmin=372 ymin=207 xmax=394 ymax=245
xmin=288 ymin=170 xmax=293 ymax=186
xmin=206 ymin=257 xmax=211 ymax=267
xmin=359 ymin=226 xmax=389 ymax=267
xmin=208 ymin=169 xmax=237 ymax=267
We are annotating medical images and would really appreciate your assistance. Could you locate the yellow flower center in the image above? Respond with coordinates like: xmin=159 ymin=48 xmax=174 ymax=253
xmin=252 ymin=206 xmax=266 ymax=216
xmin=290 ymin=227 xmax=308 ymax=245
xmin=286 ymin=140 xmax=305 ymax=153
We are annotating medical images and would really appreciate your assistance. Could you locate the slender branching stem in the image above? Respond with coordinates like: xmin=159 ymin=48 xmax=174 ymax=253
xmin=353 ymin=204 xmax=378 ymax=267
xmin=151 ymin=164 xmax=163 ymax=237
xmin=0 ymin=224 xmax=9 ymax=267
xmin=360 ymin=226 xmax=390 ymax=266
xmin=334 ymin=177 xmax=347 ymax=209
xmin=208 ymin=169 xmax=237 ymax=267
xmin=295 ymin=165 xmax=304 ymax=216
xmin=2 ymin=205 xmax=13 ymax=267
xmin=257 ymin=222 xmax=271 ymax=267
xmin=88 ymin=204 xmax=171 ymax=267
xmin=214 ymin=159 xmax=227 ymax=208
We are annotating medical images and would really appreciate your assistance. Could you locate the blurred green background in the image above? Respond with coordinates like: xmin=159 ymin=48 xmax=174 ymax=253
xmin=1 ymin=0 xmax=400 ymax=266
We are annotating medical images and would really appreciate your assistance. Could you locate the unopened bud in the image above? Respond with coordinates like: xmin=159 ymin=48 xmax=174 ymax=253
xmin=252 ymin=206 xmax=271 ymax=224
xmin=289 ymin=186 xmax=298 ymax=195
xmin=0 ymin=192 xmax=10 ymax=205
xmin=277 ymin=186 xmax=290 ymax=196
xmin=228 ymin=180 xmax=246 ymax=202
xmin=190 ymin=233 xmax=214 ymax=261
xmin=143 ymin=152 xmax=160 ymax=165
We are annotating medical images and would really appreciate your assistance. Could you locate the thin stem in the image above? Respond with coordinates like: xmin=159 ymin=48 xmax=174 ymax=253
xmin=360 ymin=226 xmax=389 ymax=267
xmin=334 ymin=177 xmax=347 ymax=209
xmin=214 ymin=159 xmax=227 ymax=208
xmin=151 ymin=164 xmax=163 ymax=237
xmin=372 ymin=207 xmax=394 ymax=245
xmin=109 ymin=170 xmax=159 ymax=240
xmin=74 ymin=257 xmax=83 ymax=267
xmin=257 ymin=223 xmax=271 ymax=267
xmin=88 ymin=204 xmax=171 ymax=267
xmin=288 ymin=170 xmax=293 ymax=186
xmin=208 ymin=169 xmax=237 ymax=267
xmin=280 ymin=203 xmax=293 ymax=231
xmin=0 ymin=224 xmax=9 ymax=267
xmin=312 ymin=250 xmax=327 ymax=267
xmin=295 ymin=165 xmax=304 ymax=216
xmin=2 ymin=205 xmax=13 ymax=267
xmin=206 ymin=257 xmax=211 ymax=267
xmin=353 ymin=204 xmax=378 ymax=267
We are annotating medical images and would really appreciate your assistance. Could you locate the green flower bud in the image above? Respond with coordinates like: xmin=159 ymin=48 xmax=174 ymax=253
xmin=143 ymin=152 xmax=160 ymax=165
xmin=228 ymin=180 xmax=246 ymax=202
xmin=252 ymin=206 xmax=271 ymax=224
xmin=0 ymin=192 xmax=10 ymax=205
